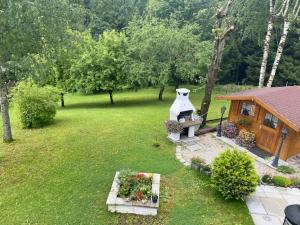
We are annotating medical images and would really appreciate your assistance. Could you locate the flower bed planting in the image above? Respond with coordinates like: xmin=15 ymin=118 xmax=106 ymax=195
xmin=118 ymin=170 xmax=153 ymax=202
xmin=106 ymin=170 xmax=160 ymax=216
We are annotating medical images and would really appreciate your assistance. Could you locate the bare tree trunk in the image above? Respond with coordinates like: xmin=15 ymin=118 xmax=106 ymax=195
xmin=199 ymin=0 xmax=234 ymax=127
xmin=267 ymin=19 xmax=290 ymax=87
xmin=200 ymin=36 xmax=228 ymax=126
xmin=60 ymin=93 xmax=65 ymax=107
xmin=108 ymin=90 xmax=114 ymax=104
xmin=259 ymin=0 xmax=274 ymax=88
xmin=200 ymin=65 xmax=219 ymax=124
xmin=170 ymin=61 xmax=179 ymax=90
xmin=0 ymin=89 xmax=13 ymax=142
xmin=158 ymin=86 xmax=164 ymax=101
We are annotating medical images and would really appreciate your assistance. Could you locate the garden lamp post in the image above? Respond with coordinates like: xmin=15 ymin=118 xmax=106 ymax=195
xmin=271 ymin=127 xmax=288 ymax=168
xmin=217 ymin=106 xmax=226 ymax=137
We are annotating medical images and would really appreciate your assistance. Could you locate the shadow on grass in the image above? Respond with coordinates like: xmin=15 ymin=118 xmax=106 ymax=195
xmin=61 ymin=97 xmax=173 ymax=110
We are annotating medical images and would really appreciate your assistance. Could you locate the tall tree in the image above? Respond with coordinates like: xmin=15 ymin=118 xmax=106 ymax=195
xmin=259 ymin=0 xmax=276 ymax=87
xmin=267 ymin=0 xmax=300 ymax=87
xmin=97 ymin=30 xmax=129 ymax=104
xmin=89 ymin=0 xmax=148 ymax=37
xmin=0 ymin=0 xmax=71 ymax=142
xmin=128 ymin=21 xmax=210 ymax=100
xmin=70 ymin=30 xmax=129 ymax=104
xmin=199 ymin=0 xmax=235 ymax=126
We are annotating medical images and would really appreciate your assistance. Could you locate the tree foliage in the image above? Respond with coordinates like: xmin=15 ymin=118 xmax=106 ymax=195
xmin=70 ymin=30 xmax=129 ymax=104
xmin=128 ymin=20 xmax=211 ymax=99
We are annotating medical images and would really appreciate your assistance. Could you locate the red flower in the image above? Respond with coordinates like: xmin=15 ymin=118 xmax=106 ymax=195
xmin=135 ymin=191 xmax=144 ymax=201
xmin=133 ymin=173 xmax=145 ymax=181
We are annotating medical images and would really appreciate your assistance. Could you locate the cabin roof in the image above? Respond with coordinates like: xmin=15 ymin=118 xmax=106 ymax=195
xmin=216 ymin=86 xmax=300 ymax=132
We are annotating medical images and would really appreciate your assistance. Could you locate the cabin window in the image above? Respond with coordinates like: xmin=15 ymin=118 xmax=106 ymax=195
xmin=240 ymin=102 xmax=255 ymax=116
xmin=263 ymin=113 xmax=278 ymax=129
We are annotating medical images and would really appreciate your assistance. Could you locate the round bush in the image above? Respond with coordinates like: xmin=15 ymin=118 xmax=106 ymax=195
xmin=12 ymin=80 xmax=59 ymax=128
xmin=272 ymin=176 xmax=292 ymax=187
xmin=221 ymin=122 xmax=238 ymax=139
xmin=292 ymin=178 xmax=300 ymax=188
xmin=212 ymin=148 xmax=259 ymax=200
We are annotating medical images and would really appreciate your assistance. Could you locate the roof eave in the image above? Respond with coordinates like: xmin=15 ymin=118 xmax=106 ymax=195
xmin=216 ymin=95 xmax=300 ymax=132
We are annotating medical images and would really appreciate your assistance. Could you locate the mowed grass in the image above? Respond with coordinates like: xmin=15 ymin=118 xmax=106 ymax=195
xmin=0 ymin=86 xmax=254 ymax=225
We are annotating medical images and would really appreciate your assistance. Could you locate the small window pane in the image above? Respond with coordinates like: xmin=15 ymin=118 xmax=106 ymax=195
xmin=263 ymin=113 xmax=278 ymax=129
xmin=240 ymin=102 xmax=255 ymax=116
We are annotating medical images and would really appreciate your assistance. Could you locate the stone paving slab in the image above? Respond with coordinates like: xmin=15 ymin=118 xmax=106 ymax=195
xmin=251 ymin=214 xmax=282 ymax=225
xmin=177 ymin=133 xmax=300 ymax=178
xmin=186 ymin=144 xmax=201 ymax=152
xmin=246 ymin=185 xmax=300 ymax=225
xmin=246 ymin=196 xmax=266 ymax=214
xmin=175 ymin=135 xmax=300 ymax=225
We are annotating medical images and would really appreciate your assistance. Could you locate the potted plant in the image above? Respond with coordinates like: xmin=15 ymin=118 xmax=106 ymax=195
xmin=237 ymin=118 xmax=251 ymax=127
xmin=152 ymin=193 xmax=158 ymax=203
xmin=261 ymin=174 xmax=272 ymax=185
xmin=191 ymin=157 xmax=205 ymax=171
xmin=200 ymin=164 xmax=212 ymax=176
xmin=165 ymin=120 xmax=184 ymax=141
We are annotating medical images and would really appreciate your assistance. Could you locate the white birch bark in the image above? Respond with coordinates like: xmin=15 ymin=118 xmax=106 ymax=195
xmin=266 ymin=20 xmax=290 ymax=87
xmin=259 ymin=0 xmax=274 ymax=88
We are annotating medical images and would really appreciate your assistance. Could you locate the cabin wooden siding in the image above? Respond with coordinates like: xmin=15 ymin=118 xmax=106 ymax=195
xmin=227 ymin=100 xmax=300 ymax=160
xmin=285 ymin=130 xmax=300 ymax=159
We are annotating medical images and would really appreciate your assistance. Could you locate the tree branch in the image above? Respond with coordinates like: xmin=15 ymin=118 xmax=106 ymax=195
xmin=293 ymin=0 xmax=299 ymax=14
xmin=220 ymin=26 xmax=235 ymax=41
xmin=293 ymin=3 xmax=300 ymax=20
xmin=276 ymin=0 xmax=286 ymax=16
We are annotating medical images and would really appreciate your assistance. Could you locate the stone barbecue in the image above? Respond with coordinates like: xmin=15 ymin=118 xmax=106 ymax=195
xmin=168 ymin=88 xmax=202 ymax=142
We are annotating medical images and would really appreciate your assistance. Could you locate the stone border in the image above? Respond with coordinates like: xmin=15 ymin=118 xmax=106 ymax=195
xmin=176 ymin=144 xmax=190 ymax=167
xmin=106 ymin=172 xmax=160 ymax=216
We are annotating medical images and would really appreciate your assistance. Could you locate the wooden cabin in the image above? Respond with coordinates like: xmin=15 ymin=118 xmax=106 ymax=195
xmin=216 ymin=86 xmax=300 ymax=160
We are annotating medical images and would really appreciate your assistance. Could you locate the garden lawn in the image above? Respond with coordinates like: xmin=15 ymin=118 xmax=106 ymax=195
xmin=0 ymin=86 xmax=254 ymax=225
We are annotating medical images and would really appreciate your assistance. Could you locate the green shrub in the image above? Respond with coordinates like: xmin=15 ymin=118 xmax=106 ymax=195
xmin=272 ymin=176 xmax=292 ymax=187
xmin=292 ymin=178 xmax=300 ymax=188
xmin=12 ymin=80 xmax=59 ymax=128
xmin=277 ymin=165 xmax=295 ymax=174
xmin=261 ymin=174 xmax=272 ymax=184
xmin=212 ymin=148 xmax=259 ymax=200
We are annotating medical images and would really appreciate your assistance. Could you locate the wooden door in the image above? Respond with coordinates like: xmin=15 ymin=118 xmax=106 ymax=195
xmin=256 ymin=109 xmax=281 ymax=154
xmin=256 ymin=125 xmax=277 ymax=154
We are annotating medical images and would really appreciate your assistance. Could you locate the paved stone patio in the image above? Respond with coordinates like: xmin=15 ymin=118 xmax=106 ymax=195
xmin=174 ymin=134 xmax=300 ymax=225
xmin=246 ymin=185 xmax=300 ymax=225
xmin=176 ymin=133 xmax=300 ymax=177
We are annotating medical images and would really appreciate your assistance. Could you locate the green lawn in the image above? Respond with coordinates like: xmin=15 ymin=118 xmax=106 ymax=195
xmin=0 ymin=86 xmax=254 ymax=225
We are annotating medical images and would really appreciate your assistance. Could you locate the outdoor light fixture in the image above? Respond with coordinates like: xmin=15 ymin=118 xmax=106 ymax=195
xmin=271 ymin=127 xmax=288 ymax=168
xmin=217 ymin=106 xmax=226 ymax=137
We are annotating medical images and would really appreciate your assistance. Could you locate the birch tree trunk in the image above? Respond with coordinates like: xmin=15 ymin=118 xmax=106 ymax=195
xmin=0 ymin=89 xmax=13 ymax=142
xmin=266 ymin=19 xmax=290 ymax=87
xmin=199 ymin=0 xmax=234 ymax=127
xmin=259 ymin=0 xmax=274 ymax=88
